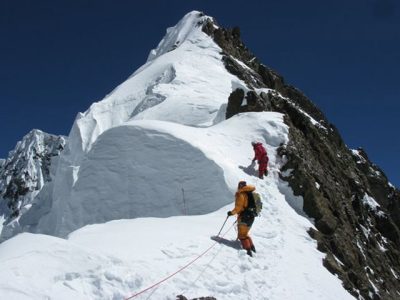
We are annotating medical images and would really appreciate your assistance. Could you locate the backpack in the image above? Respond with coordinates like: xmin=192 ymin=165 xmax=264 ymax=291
xmin=245 ymin=191 xmax=263 ymax=217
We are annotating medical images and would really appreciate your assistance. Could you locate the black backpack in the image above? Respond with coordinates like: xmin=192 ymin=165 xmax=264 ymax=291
xmin=244 ymin=191 xmax=263 ymax=217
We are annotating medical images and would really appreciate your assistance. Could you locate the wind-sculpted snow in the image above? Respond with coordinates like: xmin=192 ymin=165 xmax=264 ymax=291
xmin=42 ymin=10 xmax=246 ymax=237
xmin=146 ymin=11 xmax=211 ymax=62
xmin=130 ymin=66 xmax=175 ymax=117
xmin=35 ymin=112 xmax=288 ymax=237
xmin=0 ymin=111 xmax=354 ymax=299
xmin=56 ymin=123 xmax=231 ymax=235
xmin=67 ymin=10 xmax=242 ymax=164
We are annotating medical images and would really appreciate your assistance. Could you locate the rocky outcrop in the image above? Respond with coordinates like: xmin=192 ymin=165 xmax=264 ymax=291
xmin=226 ymin=89 xmax=271 ymax=119
xmin=0 ymin=129 xmax=66 ymax=222
xmin=278 ymin=115 xmax=400 ymax=299
xmin=202 ymin=17 xmax=400 ymax=300
xmin=202 ymin=19 xmax=326 ymax=124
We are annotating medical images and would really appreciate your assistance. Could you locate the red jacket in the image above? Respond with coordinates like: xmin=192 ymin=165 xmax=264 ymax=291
xmin=253 ymin=143 xmax=268 ymax=164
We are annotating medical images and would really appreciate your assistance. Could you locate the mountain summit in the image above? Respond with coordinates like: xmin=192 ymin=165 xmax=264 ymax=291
xmin=0 ymin=11 xmax=399 ymax=300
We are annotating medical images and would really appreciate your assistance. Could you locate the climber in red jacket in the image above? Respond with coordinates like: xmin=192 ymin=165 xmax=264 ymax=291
xmin=252 ymin=141 xmax=269 ymax=179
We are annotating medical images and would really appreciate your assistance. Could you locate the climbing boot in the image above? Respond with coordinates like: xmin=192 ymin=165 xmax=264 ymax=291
xmin=246 ymin=249 xmax=253 ymax=257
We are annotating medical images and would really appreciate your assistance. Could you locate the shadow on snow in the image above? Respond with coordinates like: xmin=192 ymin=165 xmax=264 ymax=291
xmin=210 ymin=236 xmax=242 ymax=250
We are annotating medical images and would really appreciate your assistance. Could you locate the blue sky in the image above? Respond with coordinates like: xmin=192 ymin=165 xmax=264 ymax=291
xmin=1 ymin=0 xmax=399 ymax=187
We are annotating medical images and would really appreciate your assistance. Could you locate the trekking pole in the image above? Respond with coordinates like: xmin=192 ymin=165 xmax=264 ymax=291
xmin=217 ymin=216 xmax=229 ymax=237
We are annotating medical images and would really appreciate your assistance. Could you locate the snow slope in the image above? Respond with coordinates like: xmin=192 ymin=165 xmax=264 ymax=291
xmin=38 ymin=113 xmax=286 ymax=236
xmin=67 ymin=11 xmax=237 ymax=163
xmin=0 ymin=11 xmax=354 ymax=300
xmin=0 ymin=112 xmax=353 ymax=300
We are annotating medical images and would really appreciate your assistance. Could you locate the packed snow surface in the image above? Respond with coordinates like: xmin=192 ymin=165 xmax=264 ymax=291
xmin=0 ymin=11 xmax=354 ymax=300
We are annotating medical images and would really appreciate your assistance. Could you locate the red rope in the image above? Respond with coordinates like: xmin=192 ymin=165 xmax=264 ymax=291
xmin=124 ymin=221 xmax=236 ymax=300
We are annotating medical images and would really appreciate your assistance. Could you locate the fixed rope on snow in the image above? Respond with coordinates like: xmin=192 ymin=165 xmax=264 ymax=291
xmin=124 ymin=221 xmax=236 ymax=300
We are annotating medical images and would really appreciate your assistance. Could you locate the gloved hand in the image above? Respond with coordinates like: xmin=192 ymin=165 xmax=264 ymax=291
xmin=227 ymin=211 xmax=233 ymax=216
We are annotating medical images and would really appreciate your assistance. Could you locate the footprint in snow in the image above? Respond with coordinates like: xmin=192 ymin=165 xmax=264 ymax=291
xmin=160 ymin=248 xmax=192 ymax=259
xmin=255 ymin=231 xmax=278 ymax=239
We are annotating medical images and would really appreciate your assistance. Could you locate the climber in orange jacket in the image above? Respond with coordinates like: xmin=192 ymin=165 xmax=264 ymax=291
xmin=227 ymin=180 xmax=257 ymax=256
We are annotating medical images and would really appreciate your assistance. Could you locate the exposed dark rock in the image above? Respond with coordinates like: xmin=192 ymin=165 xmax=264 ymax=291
xmin=0 ymin=129 xmax=66 ymax=222
xmin=203 ymin=17 xmax=400 ymax=300
xmin=277 ymin=110 xmax=400 ymax=300
xmin=203 ymin=19 xmax=326 ymax=124
xmin=226 ymin=88 xmax=244 ymax=119
xmin=226 ymin=89 xmax=272 ymax=119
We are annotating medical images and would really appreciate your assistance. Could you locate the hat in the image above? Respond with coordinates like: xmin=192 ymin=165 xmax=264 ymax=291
xmin=238 ymin=181 xmax=247 ymax=188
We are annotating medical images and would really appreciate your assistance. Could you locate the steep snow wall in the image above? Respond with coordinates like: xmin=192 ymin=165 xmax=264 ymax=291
xmin=53 ymin=123 xmax=231 ymax=235
xmin=34 ymin=112 xmax=288 ymax=236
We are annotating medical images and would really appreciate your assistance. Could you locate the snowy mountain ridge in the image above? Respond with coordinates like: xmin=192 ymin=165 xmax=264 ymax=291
xmin=146 ymin=11 xmax=213 ymax=62
xmin=68 ymin=11 xmax=225 ymax=164
xmin=23 ymin=10 xmax=250 ymax=239
xmin=0 ymin=129 xmax=66 ymax=231
xmin=0 ymin=10 xmax=399 ymax=300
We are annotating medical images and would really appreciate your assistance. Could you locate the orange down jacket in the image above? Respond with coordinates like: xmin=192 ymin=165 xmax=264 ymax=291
xmin=230 ymin=185 xmax=256 ymax=216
